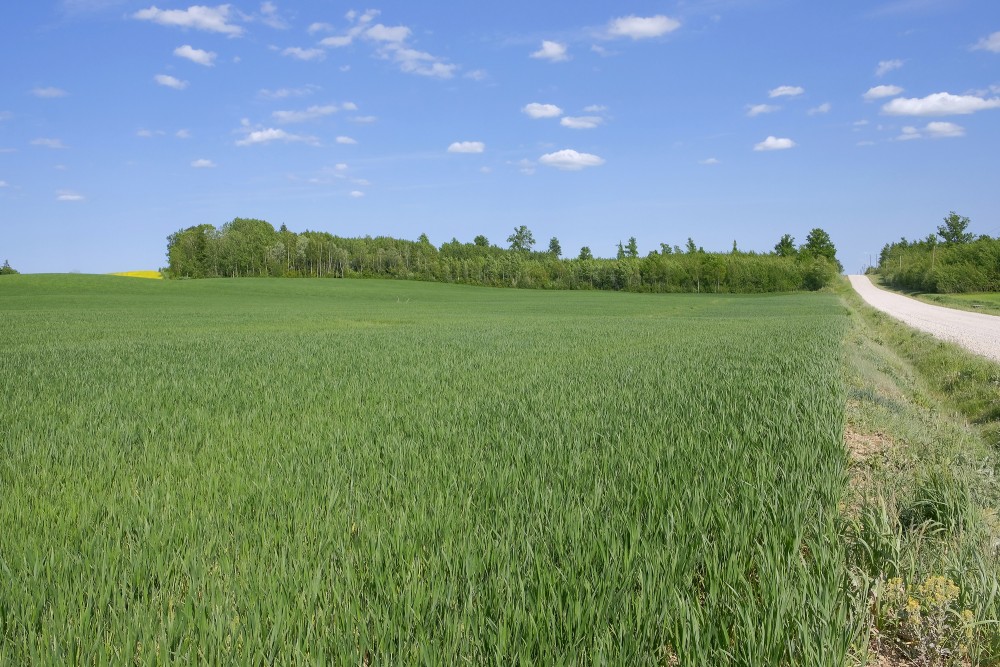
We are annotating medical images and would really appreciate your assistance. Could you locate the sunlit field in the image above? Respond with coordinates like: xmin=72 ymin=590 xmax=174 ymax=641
xmin=109 ymin=270 xmax=163 ymax=279
xmin=0 ymin=275 xmax=848 ymax=665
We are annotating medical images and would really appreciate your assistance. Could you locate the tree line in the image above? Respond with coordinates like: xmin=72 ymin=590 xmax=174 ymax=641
xmin=164 ymin=218 xmax=842 ymax=293
xmin=876 ymin=212 xmax=1000 ymax=293
xmin=0 ymin=260 xmax=18 ymax=275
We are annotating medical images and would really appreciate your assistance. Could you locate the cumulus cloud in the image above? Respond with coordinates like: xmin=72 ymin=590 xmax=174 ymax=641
xmin=133 ymin=5 xmax=243 ymax=37
xmin=57 ymin=190 xmax=84 ymax=201
xmin=897 ymin=121 xmax=965 ymax=140
xmin=155 ymin=74 xmax=189 ymax=90
xmin=560 ymin=116 xmax=603 ymax=129
xmin=282 ymin=47 xmax=325 ymax=61
xmin=531 ymin=40 xmax=569 ymax=62
xmin=875 ymin=59 xmax=904 ymax=76
xmin=308 ymin=21 xmax=333 ymax=34
xmin=318 ymin=11 xmax=454 ymax=78
xmin=336 ymin=136 xmax=358 ymax=144
xmin=31 ymin=138 xmax=67 ymax=149
xmin=258 ymin=85 xmax=319 ymax=99
xmin=863 ymin=84 xmax=903 ymax=100
xmin=746 ymin=103 xmax=779 ymax=117
xmin=607 ymin=15 xmax=680 ymax=40
xmin=257 ymin=1 xmax=287 ymax=29
xmin=236 ymin=127 xmax=318 ymax=146
xmin=523 ymin=102 xmax=563 ymax=119
xmin=754 ymin=136 xmax=796 ymax=151
xmin=882 ymin=92 xmax=1000 ymax=116
xmin=769 ymin=85 xmax=804 ymax=98
xmin=191 ymin=158 xmax=216 ymax=167
xmin=447 ymin=141 xmax=485 ymax=153
xmin=808 ymin=102 xmax=832 ymax=115
xmin=174 ymin=44 xmax=216 ymax=65
xmin=366 ymin=23 xmax=411 ymax=42
xmin=383 ymin=45 xmax=457 ymax=78
xmin=31 ymin=86 xmax=68 ymax=98
xmin=272 ymin=104 xmax=340 ymax=123
xmin=538 ymin=149 xmax=605 ymax=170
xmin=973 ymin=31 xmax=1000 ymax=53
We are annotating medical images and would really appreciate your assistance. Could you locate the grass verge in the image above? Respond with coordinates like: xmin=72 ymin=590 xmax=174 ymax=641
xmin=839 ymin=279 xmax=1000 ymax=665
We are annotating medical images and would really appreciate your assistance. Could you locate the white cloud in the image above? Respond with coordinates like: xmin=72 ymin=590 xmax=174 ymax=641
xmin=807 ymin=102 xmax=832 ymax=115
xmin=272 ymin=104 xmax=339 ymax=123
xmin=236 ymin=127 xmax=318 ymax=146
xmin=31 ymin=138 xmax=67 ymax=149
xmin=447 ymin=141 xmax=485 ymax=153
xmin=336 ymin=136 xmax=358 ymax=144
xmin=341 ymin=102 xmax=358 ymax=111
xmin=897 ymin=121 xmax=965 ymax=140
xmin=335 ymin=163 xmax=348 ymax=171
xmin=155 ymin=74 xmax=189 ymax=90
xmin=864 ymin=84 xmax=903 ymax=100
xmin=57 ymin=190 xmax=84 ymax=201
xmin=282 ymin=47 xmax=325 ymax=61
xmin=176 ymin=128 xmax=191 ymax=138
xmin=31 ymin=86 xmax=68 ymax=98
xmin=384 ymin=45 xmax=456 ymax=78
xmin=531 ymin=40 xmax=569 ymax=62
xmin=560 ymin=116 xmax=603 ymax=129
xmin=607 ymin=15 xmax=680 ymax=40
xmin=191 ymin=158 xmax=216 ymax=167
xmin=973 ymin=31 xmax=1000 ymax=53
xmin=258 ymin=85 xmax=319 ymax=99
xmin=754 ymin=136 xmax=796 ymax=151
xmin=523 ymin=102 xmax=563 ymax=119
xmin=925 ymin=121 xmax=965 ymax=137
xmin=174 ymin=44 xmax=216 ymax=66
xmin=583 ymin=104 xmax=607 ymax=113
xmin=853 ymin=119 xmax=870 ymax=127
xmin=308 ymin=22 xmax=333 ymax=34
xmin=746 ymin=103 xmax=779 ymax=117
xmin=769 ymin=85 xmax=804 ymax=98
xmin=875 ymin=59 xmax=904 ymax=76
xmin=465 ymin=69 xmax=487 ymax=81
xmin=517 ymin=159 xmax=535 ymax=175
xmin=320 ymin=35 xmax=353 ymax=47
xmin=350 ymin=190 xmax=365 ymax=198
xmin=257 ymin=1 xmax=287 ymax=29
xmin=538 ymin=149 xmax=605 ymax=170
xmin=366 ymin=24 xmax=411 ymax=43
xmin=136 ymin=129 xmax=165 ymax=137
xmin=133 ymin=5 xmax=243 ymax=36
xmin=699 ymin=157 xmax=720 ymax=165
xmin=882 ymin=92 xmax=1000 ymax=116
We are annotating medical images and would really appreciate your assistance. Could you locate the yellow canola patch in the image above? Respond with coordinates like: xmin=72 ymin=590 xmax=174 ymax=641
xmin=110 ymin=271 xmax=163 ymax=279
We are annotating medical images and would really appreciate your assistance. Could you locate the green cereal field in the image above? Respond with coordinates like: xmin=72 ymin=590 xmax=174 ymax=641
xmin=0 ymin=275 xmax=848 ymax=665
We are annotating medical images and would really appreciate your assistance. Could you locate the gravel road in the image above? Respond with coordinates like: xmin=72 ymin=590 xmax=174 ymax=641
xmin=848 ymin=275 xmax=1000 ymax=364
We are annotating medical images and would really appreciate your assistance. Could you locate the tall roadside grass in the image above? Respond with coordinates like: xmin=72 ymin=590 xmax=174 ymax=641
xmin=1 ymin=275 xmax=849 ymax=664
xmin=840 ymin=280 xmax=1000 ymax=664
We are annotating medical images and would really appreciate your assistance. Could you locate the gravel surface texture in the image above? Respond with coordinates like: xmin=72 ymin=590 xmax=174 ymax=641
xmin=848 ymin=275 xmax=1000 ymax=364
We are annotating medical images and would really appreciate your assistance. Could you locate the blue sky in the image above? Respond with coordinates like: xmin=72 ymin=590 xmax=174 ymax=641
xmin=2 ymin=0 xmax=999 ymax=274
